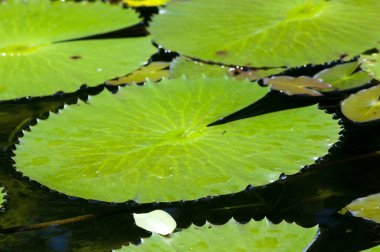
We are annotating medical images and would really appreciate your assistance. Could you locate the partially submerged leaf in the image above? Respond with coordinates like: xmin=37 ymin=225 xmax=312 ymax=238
xmin=115 ymin=219 xmax=318 ymax=251
xmin=150 ymin=0 xmax=380 ymax=67
xmin=15 ymin=77 xmax=340 ymax=203
xmin=124 ymin=0 xmax=168 ymax=7
xmin=345 ymin=193 xmax=380 ymax=223
xmin=341 ymin=85 xmax=380 ymax=122
xmin=0 ymin=0 xmax=154 ymax=100
xmin=106 ymin=62 xmax=170 ymax=85
xmin=133 ymin=210 xmax=176 ymax=235
xmin=360 ymin=52 xmax=380 ymax=81
xmin=263 ymin=76 xmax=332 ymax=96
xmin=314 ymin=62 xmax=372 ymax=92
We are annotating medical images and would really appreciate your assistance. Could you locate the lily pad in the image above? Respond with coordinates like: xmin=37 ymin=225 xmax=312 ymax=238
xmin=345 ymin=193 xmax=380 ymax=224
xmin=313 ymin=62 xmax=372 ymax=92
xmin=124 ymin=0 xmax=168 ymax=7
xmin=263 ymin=76 xmax=332 ymax=96
xmin=0 ymin=186 xmax=5 ymax=209
xmin=360 ymin=53 xmax=380 ymax=81
xmin=115 ymin=219 xmax=318 ymax=251
xmin=0 ymin=0 xmax=155 ymax=100
xmin=341 ymin=85 xmax=380 ymax=122
xmin=14 ymin=77 xmax=340 ymax=203
xmin=150 ymin=0 xmax=380 ymax=67
xmin=133 ymin=210 xmax=176 ymax=235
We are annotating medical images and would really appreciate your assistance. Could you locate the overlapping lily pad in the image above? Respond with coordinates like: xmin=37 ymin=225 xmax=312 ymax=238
xmin=0 ymin=0 xmax=154 ymax=100
xmin=150 ymin=0 xmax=380 ymax=67
xmin=345 ymin=193 xmax=380 ymax=224
xmin=14 ymin=77 xmax=340 ymax=203
xmin=115 ymin=219 xmax=318 ymax=251
xmin=360 ymin=53 xmax=380 ymax=81
xmin=341 ymin=85 xmax=380 ymax=122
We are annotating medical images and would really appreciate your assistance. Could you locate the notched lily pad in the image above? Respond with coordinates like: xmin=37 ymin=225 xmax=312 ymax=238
xmin=114 ymin=219 xmax=318 ymax=251
xmin=263 ymin=76 xmax=332 ymax=96
xmin=14 ymin=77 xmax=340 ymax=203
xmin=341 ymin=85 xmax=380 ymax=122
xmin=0 ymin=0 xmax=155 ymax=100
xmin=344 ymin=193 xmax=380 ymax=224
xmin=360 ymin=52 xmax=380 ymax=81
xmin=0 ymin=186 xmax=6 ymax=209
xmin=150 ymin=0 xmax=380 ymax=67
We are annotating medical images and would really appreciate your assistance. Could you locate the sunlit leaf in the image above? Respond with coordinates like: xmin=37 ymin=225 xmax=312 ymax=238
xmin=341 ymin=85 xmax=380 ymax=122
xmin=114 ymin=219 xmax=318 ymax=251
xmin=133 ymin=210 xmax=176 ymax=235
xmin=124 ymin=0 xmax=168 ymax=7
xmin=150 ymin=0 xmax=380 ymax=67
xmin=106 ymin=62 xmax=170 ymax=85
xmin=360 ymin=52 xmax=380 ymax=81
xmin=313 ymin=62 xmax=372 ymax=92
xmin=14 ymin=77 xmax=340 ymax=203
xmin=345 ymin=193 xmax=380 ymax=224
xmin=0 ymin=0 xmax=154 ymax=100
xmin=263 ymin=76 xmax=332 ymax=96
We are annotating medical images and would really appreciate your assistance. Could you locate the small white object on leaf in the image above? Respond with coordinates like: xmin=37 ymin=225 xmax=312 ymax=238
xmin=133 ymin=210 xmax=177 ymax=235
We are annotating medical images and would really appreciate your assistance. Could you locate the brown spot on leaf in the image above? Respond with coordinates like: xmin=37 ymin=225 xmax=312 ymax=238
xmin=70 ymin=55 xmax=82 ymax=60
xmin=216 ymin=50 xmax=227 ymax=57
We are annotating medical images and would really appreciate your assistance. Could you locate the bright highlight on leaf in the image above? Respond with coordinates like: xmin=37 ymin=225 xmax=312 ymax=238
xmin=341 ymin=85 xmax=380 ymax=122
xmin=263 ymin=76 xmax=332 ymax=96
xmin=345 ymin=193 xmax=380 ymax=224
xmin=106 ymin=62 xmax=170 ymax=85
xmin=360 ymin=53 xmax=380 ymax=81
xmin=150 ymin=0 xmax=380 ymax=67
xmin=124 ymin=0 xmax=168 ymax=7
xmin=115 ymin=219 xmax=318 ymax=251
xmin=314 ymin=62 xmax=372 ymax=92
xmin=0 ymin=0 xmax=154 ymax=100
xmin=133 ymin=210 xmax=176 ymax=235
xmin=14 ymin=77 xmax=340 ymax=203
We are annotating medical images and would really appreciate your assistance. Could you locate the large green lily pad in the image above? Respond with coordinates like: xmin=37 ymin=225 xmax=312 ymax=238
xmin=0 ymin=0 xmax=154 ymax=100
xmin=15 ymin=77 xmax=340 ymax=203
xmin=150 ymin=0 xmax=380 ymax=67
xmin=360 ymin=53 xmax=380 ymax=81
xmin=115 ymin=219 xmax=318 ymax=251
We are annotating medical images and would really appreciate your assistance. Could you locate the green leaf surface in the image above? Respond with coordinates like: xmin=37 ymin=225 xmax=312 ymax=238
xmin=133 ymin=210 xmax=176 ymax=235
xmin=345 ymin=193 xmax=380 ymax=224
xmin=360 ymin=53 xmax=380 ymax=81
xmin=150 ymin=0 xmax=380 ymax=67
xmin=0 ymin=0 xmax=154 ymax=100
xmin=341 ymin=85 xmax=380 ymax=122
xmin=314 ymin=62 xmax=372 ymax=92
xmin=15 ymin=77 xmax=340 ymax=203
xmin=0 ymin=186 xmax=5 ymax=209
xmin=115 ymin=219 xmax=318 ymax=251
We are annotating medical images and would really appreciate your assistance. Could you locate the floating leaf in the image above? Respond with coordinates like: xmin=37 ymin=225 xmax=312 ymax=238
xmin=106 ymin=62 xmax=170 ymax=85
xmin=15 ymin=77 xmax=340 ymax=203
xmin=0 ymin=186 xmax=5 ymax=209
xmin=124 ymin=0 xmax=168 ymax=7
xmin=360 ymin=53 xmax=380 ymax=81
xmin=115 ymin=219 xmax=318 ymax=251
xmin=314 ymin=62 xmax=372 ymax=92
xmin=150 ymin=0 xmax=380 ymax=67
xmin=263 ymin=76 xmax=332 ymax=96
xmin=345 ymin=193 xmax=380 ymax=224
xmin=133 ymin=210 xmax=176 ymax=235
xmin=341 ymin=85 xmax=380 ymax=122
xmin=0 ymin=0 xmax=154 ymax=100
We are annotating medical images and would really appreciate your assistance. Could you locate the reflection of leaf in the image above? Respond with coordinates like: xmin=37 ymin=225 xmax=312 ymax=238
xmin=344 ymin=193 xmax=380 ymax=223
xmin=263 ymin=76 xmax=332 ymax=96
xmin=360 ymin=52 xmax=380 ymax=81
xmin=14 ymin=77 xmax=340 ymax=203
xmin=314 ymin=62 xmax=372 ymax=92
xmin=150 ymin=0 xmax=380 ymax=67
xmin=0 ymin=0 xmax=154 ymax=100
xmin=0 ymin=186 xmax=6 ymax=209
xmin=115 ymin=219 xmax=318 ymax=251
xmin=124 ymin=0 xmax=168 ymax=7
xmin=106 ymin=62 xmax=170 ymax=85
xmin=341 ymin=85 xmax=380 ymax=122
xmin=133 ymin=210 xmax=176 ymax=235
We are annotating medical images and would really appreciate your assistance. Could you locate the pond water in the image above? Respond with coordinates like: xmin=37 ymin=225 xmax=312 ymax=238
xmin=0 ymin=4 xmax=380 ymax=252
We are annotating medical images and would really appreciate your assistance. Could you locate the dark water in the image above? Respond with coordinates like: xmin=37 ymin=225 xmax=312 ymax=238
xmin=1 ymin=6 xmax=380 ymax=252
